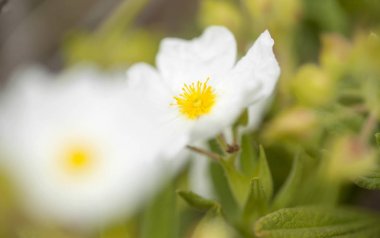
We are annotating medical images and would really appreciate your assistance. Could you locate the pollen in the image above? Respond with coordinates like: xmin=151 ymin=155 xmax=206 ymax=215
xmin=173 ymin=78 xmax=216 ymax=120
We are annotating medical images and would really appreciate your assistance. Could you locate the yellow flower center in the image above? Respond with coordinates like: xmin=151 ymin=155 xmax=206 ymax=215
xmin=172 ymin=79 xmax=216 ymax=120
xmin=62 ymin=145 xmax=94 ymax=175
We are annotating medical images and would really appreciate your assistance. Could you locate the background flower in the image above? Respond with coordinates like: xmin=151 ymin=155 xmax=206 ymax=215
xmin=0 ymin=66 xmax=177 ymax=229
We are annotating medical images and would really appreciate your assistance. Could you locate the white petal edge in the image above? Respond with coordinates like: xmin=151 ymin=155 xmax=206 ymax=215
xmin=156 ymin=26 xmax=237 ymax=92
xmin=230 ymin=30 xmax=280 ymax=105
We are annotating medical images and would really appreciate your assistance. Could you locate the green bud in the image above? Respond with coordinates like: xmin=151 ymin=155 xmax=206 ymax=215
xmin=291 ymin=64 xmax=335 ymax=107
xmin=262 ymin=107 xmax=318 ymax=143
xmin=320 ymin=34 xmax=351 ymax=80
xmin=325 ymin=136 xmax=376 ymax=182
xmin=244 ymin=0 xmax=301 ymax=29
xmin=198 ymin=0 xmax=243 ymax=35
xmin=191 ymin=217 xmax=234 ymax=238
xmin=349 ymin=31 xmax=380 ymax=74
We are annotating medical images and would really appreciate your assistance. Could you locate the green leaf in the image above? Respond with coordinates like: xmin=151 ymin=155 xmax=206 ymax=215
xmin=209 ymin=162 xmax=239 ymax=219
xmin=272 ymin=155 xmax=304 ymax=210
xmin=255 ymin=146 xmax=273 ymax=200
xmin=242 ymin=178 xmax=268 ymax=225
xmin=354 ymin=168 xmax=380 ymax=190
xmin=375 ymin=133 xmax=380 ymax=147
xmin=353 ymin=133 xmax=380 ymax=190
xmin=220 ymin=159 xmax=250 ymax=208
xmin=255 ymin=207 xmax=380 ymax=238
xmin=141 ymin=182 xmax=177 ymax=238
xmin=240 ymin=134 xmax=257 ymax=176
xmin=177 ymin=190 xmax=220 ymax=212
xmin=273 ymin=152 xmax=340 ymax=207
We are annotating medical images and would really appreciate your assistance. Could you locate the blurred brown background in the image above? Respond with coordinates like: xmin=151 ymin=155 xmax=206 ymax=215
xmin=0 ymin=0 xmax=198 ymax=80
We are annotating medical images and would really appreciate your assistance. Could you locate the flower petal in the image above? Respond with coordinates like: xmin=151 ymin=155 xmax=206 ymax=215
xmin=156 ymin=26 xmax=237 ymax=92
xmin=126 ymin=63 xmax=191 ymax=160
xmin=186 ymin=31 xmax=279 ymax=141
xmin=230 ymin=30 xmax=280 ymax=104
xmin=189 ymin=85 xmax=247 ymax=141
xmin=245 ymin=97 xmax=271 ymax=131
xmin=126 ymin=63 xmax=173 ymax=105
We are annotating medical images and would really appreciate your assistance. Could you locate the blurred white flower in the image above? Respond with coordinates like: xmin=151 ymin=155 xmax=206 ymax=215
xmin=0 ymin=66 xmax=182 ymax=229
xmin=126 ymin=26 xmax=280 ymax=143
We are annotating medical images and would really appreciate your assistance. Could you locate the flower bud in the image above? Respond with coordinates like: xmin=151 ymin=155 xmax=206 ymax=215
xmin=198 ymin=0 xmax=243 ymax=36
xmin=191 ymin=218 xmax=233 ymax=238
xmin=291 ymin=64 xmax=334 ymax=107
xmin=320 ymin=34 xmax=351 ymax=80
xmin=244 ymin=0 xmax=301 ymax=29
xmin=325 ymin=136 xmax=376 ymax=182
xmin=262 ymin=107 xmax=317 ymax=143
xmin=349 ymin=31 xmax=380 ymax=75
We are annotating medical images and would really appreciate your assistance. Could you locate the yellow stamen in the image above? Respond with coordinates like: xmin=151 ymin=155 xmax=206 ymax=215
xmin=172 ymin=78 xmax=216 ymax=120
xmin=63 ymin=145 xmax=93 ymax=175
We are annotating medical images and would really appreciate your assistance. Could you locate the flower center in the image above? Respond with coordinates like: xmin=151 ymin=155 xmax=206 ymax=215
xmin=62 ymin=145 xmax=94 ymax=175
xmin=172 ymin=79 xmax=216 ymax=120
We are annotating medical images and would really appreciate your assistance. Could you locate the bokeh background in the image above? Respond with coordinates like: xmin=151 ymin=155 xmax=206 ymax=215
xmin=2 ymin=0 xmax=377 ymax=78
xmin=1 ymin=0 xmax=380 ymax=237
xmin=0 ymin=0 xmax=198 ymax=79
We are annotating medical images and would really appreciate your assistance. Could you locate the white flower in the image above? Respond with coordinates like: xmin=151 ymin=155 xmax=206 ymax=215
xmin=126 ymin=26 xmax=280 ymax=144
xmin=0 ymin=66 xmax=180 ymax=229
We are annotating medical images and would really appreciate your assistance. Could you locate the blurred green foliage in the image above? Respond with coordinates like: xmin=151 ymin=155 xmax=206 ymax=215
xmin=64 ymin=30 xmax=160 ymax=68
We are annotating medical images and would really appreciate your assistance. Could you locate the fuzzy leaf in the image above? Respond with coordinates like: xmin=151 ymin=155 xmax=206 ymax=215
xmin=255 ymin=207 xmax=380 ymax=238
xmin=354 ymin=168 xmax=380 ymax=190
xmin=272 ymin=155 xmax=303 ymax=210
